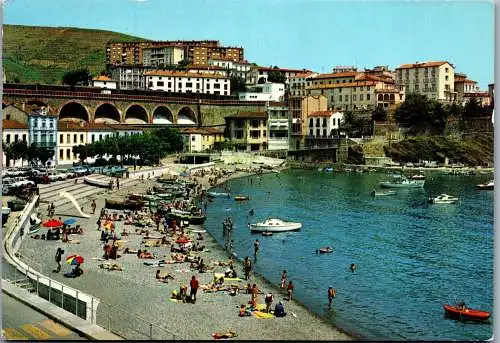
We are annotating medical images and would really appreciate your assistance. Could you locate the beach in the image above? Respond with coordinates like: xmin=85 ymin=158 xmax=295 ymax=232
xmin=17 ymin=162 xmax=354 ymax=341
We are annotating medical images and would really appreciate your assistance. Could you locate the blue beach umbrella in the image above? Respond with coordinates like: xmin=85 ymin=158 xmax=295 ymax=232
xmin=63 ymin=218 xmax=77 ymax=225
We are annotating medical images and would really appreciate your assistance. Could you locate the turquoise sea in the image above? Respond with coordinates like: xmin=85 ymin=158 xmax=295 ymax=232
xmin=204 ymin=169 xmax=494 ymax=340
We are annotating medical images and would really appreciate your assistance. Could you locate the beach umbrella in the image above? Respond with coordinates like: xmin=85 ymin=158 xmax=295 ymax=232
xmin=66 ymin=255 xmax=84 ymax=265
xmin=104 ymin=222 xmax=115 ymax=230
xmin=176 ymin=237 xmax=191 ymax=244
xmin=42 ymin=219 xmax=64 ymax=228
xmin=63 ymin=218 xmax=77 ymax=225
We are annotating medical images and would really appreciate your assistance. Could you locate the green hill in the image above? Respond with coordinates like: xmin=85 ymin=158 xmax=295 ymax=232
xmin=3 ymin=24 xmax=147 ymax=85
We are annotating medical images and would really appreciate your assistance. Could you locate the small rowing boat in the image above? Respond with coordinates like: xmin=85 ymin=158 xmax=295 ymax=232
xmin=234 ymin=195 xmax=249 ymax=201
xmin=318 ymin=247 xmax=333 ymax=254
xmin=443 ymin=304 xmax=490 ymax=321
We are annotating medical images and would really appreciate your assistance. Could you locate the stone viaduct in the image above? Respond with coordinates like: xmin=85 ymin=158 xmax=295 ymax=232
xmin=3 ymin=88 xmax=267 ymax=127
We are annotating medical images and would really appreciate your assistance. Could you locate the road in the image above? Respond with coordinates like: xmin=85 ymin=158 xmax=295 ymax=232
xmin=2 ymin=293 xmax=87 ymax=341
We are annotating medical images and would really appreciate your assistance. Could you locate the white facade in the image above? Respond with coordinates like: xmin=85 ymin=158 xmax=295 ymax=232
xmin=93 ymin=78 xmax=117 ymax=90
xmin=58 ymin=128 xmax=87 ymax=166
xmin=267 ymin=105 xmax=289 ymax=151
xmin=28 ymin=109 xmax=58 ymax=167
xmin=307 ymin=111 xmax=344 ymax=137
xmin=238 ymin=83 xmax=285 ymax=102
xmin=2 ymin=126 xmax=29 ymax=167
xmin=248 ymin=67 xmax=308 ymax=86
xmin=208 ymin=59 xmax=251 ymax=81
xmin=146 ymin=71 xmax=230 ymax=96
xmin=111 ymin=66 xmax=153 ymax=90
xmin=142 ymin=46 xmax=184 ymax=67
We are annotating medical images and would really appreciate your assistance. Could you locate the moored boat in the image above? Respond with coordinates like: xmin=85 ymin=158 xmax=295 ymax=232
xmin=443 ymin=304 xmax=490 ymax=321
xmin=318 ymin=247 xmax=333 ymax=254
xmin=250 ymin=218 xmax=302 ymax=232
xmin=234 ymin=195 xmax=249 ymax=201
xmin=371 ymin=189 xmax=397 ymax=197
xmin=105 ymin=198 xmax=145 ymax=211
xmin=428 ymin=194 xmax=458 ymax=204
xmin=379 ymin=176 xmax=425 ymax=188
xmin=207 ymin=191 xmax=230 ymax=198
xmin=167 ymin=212 xmax=206 ymax=225
xmin=84 ymin=177 xmax=111 ymax=188
xmin=476 ymin=180 xmax=494 ymax=190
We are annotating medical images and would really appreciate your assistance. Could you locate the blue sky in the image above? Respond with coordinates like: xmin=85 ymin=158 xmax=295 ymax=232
xmin=3 ymin=0 xmax=494 ymax=88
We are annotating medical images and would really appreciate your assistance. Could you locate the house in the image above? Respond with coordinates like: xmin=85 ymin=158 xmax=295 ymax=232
xmin=145 ymin=70 xmax=231 ymax=96
xmin=2 ymin=119 xmax=29 ymax=167
xmin=238 ymin=83 xmax=285 ymax=102
xmin=179 ymin=127 xmax=225 ymax=152
xmin=92 ymin=75 xmax=117 ymax=90
xmin=28 ymin=107 xmax=58 ymax=167
xmin=225 ymin=112 xmax=268 ymax=151
xmin=266 ymin=103 xmax=289 ymax=151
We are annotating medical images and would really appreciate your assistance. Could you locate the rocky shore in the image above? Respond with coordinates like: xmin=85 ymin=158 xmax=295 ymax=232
xmin=17 ymin=162 xmax=354 ymax=341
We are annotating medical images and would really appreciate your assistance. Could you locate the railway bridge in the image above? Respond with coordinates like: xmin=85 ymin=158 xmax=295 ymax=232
xmin=3 ymin=86 xmax=266 ymax=127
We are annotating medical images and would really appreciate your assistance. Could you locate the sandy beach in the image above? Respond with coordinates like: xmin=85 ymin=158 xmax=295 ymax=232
xmin=17 ymin=162 xmax=354 ymax=341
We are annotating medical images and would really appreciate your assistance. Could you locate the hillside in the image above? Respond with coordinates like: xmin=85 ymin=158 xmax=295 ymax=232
xmin=383 ymin=135 xmax=494 ymax=166
xmin=3 ymin=25 xmax=147 ymax=85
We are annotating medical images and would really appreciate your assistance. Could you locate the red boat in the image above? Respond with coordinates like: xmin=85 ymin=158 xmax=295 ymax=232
xmin=443 ymin=304 xmax=490 ymax=321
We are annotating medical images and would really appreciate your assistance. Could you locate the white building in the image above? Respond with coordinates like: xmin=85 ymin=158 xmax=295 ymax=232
xmin=267 ymin=104 xmax=289 ymax=151
xmin=289 ymin=72 xmax=318 ymax=96
xmin=145 ymin=70 xmax=230 ymax=96
xmin=92 ymin=75 xmax=117 ymax=90
xmin=307 ymin=110 xmax=344 ymax=137
xmin=208 ymin=58 xmax=251 ymax=81
xmin=238 ymin=83 xmax=285 ymax=102
xmin=111 ymin=65 xmax=154 ymax=90
xmin=2 ymin=119 xmax=29 ymax=167
xmin=142 ymin=46 xmax=184 ymax=67
xmin=247 ymin=66 xmax=310 ymax=85
xmin=186 ymin=65 xmax=227 ymax=77
xmin=28 ymin=108 xmax=58 ymax=167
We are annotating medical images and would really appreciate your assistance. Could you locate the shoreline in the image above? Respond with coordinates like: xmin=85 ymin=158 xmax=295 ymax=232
xmin=17 ymin=161 xmax=354 ymax=340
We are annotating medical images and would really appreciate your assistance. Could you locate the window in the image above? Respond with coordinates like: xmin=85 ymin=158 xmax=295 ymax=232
xmin=157 ymin=81 xmax=164 ymax=87
xmin=49 ymin=121 xmax=54 ymax=129
xmin=191 ymin=136 xmax=196 ymax=141
xmin=316 ymin=118 xmax=320 ymax=126
xmin=367 ymin=94 xmax=371 ymax=100
xmin=59 ymin=149 xmax=64 ymax=160
xmin=339 ymin=95 xmax=342 ymax=101
xmin=445 ymin=76 xmax=448 ymax=81
xmin=99 ymin=134 xmax=103 ymax=140
xmin=360 ymin=94 xmax=364 ymax=101
xmin=67 ymin=134 xmax=70 ymax=143
xmin=353 ymin=95 xmax=356 ymax=101
xmin=316 ymin=129 xmax=320 ymax=136
xmin=80 ymin=134 xmax=84 ymax=143
xmin=214 ymin=84 xmax=220 ymax=89
xmin=353 ymin=87 xmax=356 ymax=92
xmin=206 ymin=84 xmax=210 ymax=89
xmin=309 ymin=129 xmax=313 ymax=136
xmin=60 ymin=134 xmax=64 ymax=143
xmin=323 ymin=129 xmax=327 ymax=137
xmin=22 ymin=134 xmax=26 ymax=142
xmin=14 ymin=134 xmax=18 ymax=142
xmin=92 ymin=134 xmax=95 ymax=143
xmin=445 ymin=67 xmax=449 ymax=73
xmin=345 ymin=95 xmax=348 ymax=101
xmin=66 ymin=149 xmax=71 ymax=160
xmin=186 ymin=82 xmax=192 ymax=87
xmin=149 ymin=81 xmax=153 ymax=87
xmin=224 ymin=84 xmax=228 ymax=90
xmin=235 ymin=131 xmax=244 ymax=139
xmin=34 ymin=134 xmax=38 ymax=142
xmin=5 ymin=134 xmax=10 ymax=143
xmin=309 ymin=118 xmax=313 ymax=127
xmin=73 ymin=134 xmax=77 ymax=143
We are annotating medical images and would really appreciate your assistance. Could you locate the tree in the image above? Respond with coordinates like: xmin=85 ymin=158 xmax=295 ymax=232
xmin=371 ymin=106 xmax=387 ymax=122
xmin=230 ymin=76 xmax=247 ymax=94
xmin=37 ymin=148 xmax=55 ymax=167
xmin=3 ymin=141 xmax=14 ymax=167
xmin=72 ymin=145 xmax=89 ymax=164
xmin=427 ymin=100 xmax=449 ymax=135
xmin=177 ymin=59 xmax=192 ymax=69
xmin=257 ymin=77 xmax=266 ymax=84
xmin=62 ymin=68 xmax=92 ymax=87
xmin=10 ymin=140 xmax=29 ymax=166
xmin=394 ymin=93 xmax=430 ymax=134
xmin=267 ymin=70 xmax=286 ymax=84
xmin=463 ymin=97 xmax=483 ymax=119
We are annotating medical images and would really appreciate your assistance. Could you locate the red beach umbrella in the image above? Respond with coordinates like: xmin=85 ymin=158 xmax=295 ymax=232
xmin=42 ymin=219 xmax=64 ymax=228
xmin=176 ymin=237 xmax=191 ymax=244
xmin=66 ymin=255 xmax=85 ymax=265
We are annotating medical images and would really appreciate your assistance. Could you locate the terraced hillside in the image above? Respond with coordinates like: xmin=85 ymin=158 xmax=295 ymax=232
xmin=3 ymin=25 xmax=146 ymax=84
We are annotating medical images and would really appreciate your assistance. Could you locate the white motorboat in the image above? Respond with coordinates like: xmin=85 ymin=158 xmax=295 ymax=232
xmin=476 ymin=180 xmax=494 ymax=190
xmin=428 ymin=194 xmax=458 ymax=204
xmin=371 ymin=189 xmax=397 ymax=197
xmin=379 ymin=176 xmax=425 ymax=188
xmin=250 ymin=218 xmax=302 ymax=233
xmin=84 ymin=177 xmax=111 ymax=188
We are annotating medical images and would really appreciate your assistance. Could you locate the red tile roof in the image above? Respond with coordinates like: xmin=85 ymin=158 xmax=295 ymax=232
xmin=3 ymin=119 xmax=28 ymax=130
xmin=307 ymin=80 xmax=377 ymax=89
xmin=93 ymin=75 xmax=113 ymax=81
xmin=396 ymin=61 xmax=452 ymax=69
xmin=308 ymin=111 xmax=335 ymax=118
xmin=311 ymin=71 xmax=357 ymax=80
xmin=225 ymin=111 xmax=267 ymax=119
xmin=180 ymin=127 xmax=224 ymax=135
xmin=58 ymin=121 xmax=144 ymax=132
xmin=257 ymin=67 xmax=311 ymax=73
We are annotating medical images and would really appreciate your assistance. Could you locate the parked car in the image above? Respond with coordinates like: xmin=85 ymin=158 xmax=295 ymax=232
xmin=47 ymin=170 xmax=70 ymax=182
xmin=71 ymin=166 xmax=90 ymax=176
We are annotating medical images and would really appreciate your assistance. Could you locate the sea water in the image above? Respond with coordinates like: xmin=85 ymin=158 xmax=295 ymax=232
xmin=204 ymin=169 xmax=493 ymax=340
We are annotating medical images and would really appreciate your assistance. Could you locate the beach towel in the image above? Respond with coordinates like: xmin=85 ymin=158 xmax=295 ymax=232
xmin=143 ymin=259 xmax=165 ymax=266
xmin=99 ymin=263 xmax=123 ymax=271
xmin=169 ymin=298 xmax=181 ymax=303
xmin=253 ymin=311 xmax=275 ymax=319
xmin=175 ymin=269 xmax=191 ymax=273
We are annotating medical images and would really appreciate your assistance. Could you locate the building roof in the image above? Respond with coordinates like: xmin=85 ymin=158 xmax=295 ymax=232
xmin=308 ymin=111 xmax=335 ymax=118
xmin=187 ymin=64 xmax=226 ymax=71
xmin=58 ymin=121 xmax=144 ymax=132
xmin=225 ymin=111 xmax=267 ymax=119
xmin=180 ymin=127 xmax=224 ymax=135
xmin=355 ymin=74 xmax=395 ymax=83
xmin=396 ymin=61 xmax=452 ymax=69
xmin=256 ymin=66 xmax=311 ymax=73
xmin=93 ymin=75 xmax=113 ymax=81
xmin=290 ymin=72 xmax=315 ymax=79
xmin=3 ymin=119 xmax=28 ymax=130
xmin=310 ymin=71 xmax=357 ymax=80
xmin=307 ymin=80 xmax=378 ymax=89
xmin=144 ymin=70 xmax=229 ymax=79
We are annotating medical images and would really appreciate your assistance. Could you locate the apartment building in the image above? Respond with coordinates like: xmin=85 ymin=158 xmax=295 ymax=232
xmin=179 ymin=127 xmax=225 ymax=152
xmin=289 ymin=72 xmax=318 ymax=96
xmin=288 ymin=95 xmax=328 ymax=150
xmin=266 ymin=103 xmax=290 ymax=151
xmin=145 ymin=70 xmax=230 ymax=95
xmin=111 ymin=65 xmax=154 ymax=90
xmin=186 ymin=65 xmax=227 ymax=77
xmin=208 ymin=58 xmax=251 ymax=81
xmin=58 ymin=121 xmax=88 ymax=165
xmin=2 ymin=119 xmax=28 ymax=167
xmin=395 ymin=61 xmax=456 ymax=102
xmin=225 ymin=112 xmax=268 ymax=151
xmin=306 ymin=72 xmax=405 ymax=111
xmin=238 ymin=83 xmax=285 ymax=102
xmin=247 ymin=66 xmax=310 ymax=85
xmin=106 ymin=41 xmax=243 ymax=67
xmin=142 ymin=46 xmax=184 ymax=67
xmin=28 ymin=108 xmax=58 ymax=167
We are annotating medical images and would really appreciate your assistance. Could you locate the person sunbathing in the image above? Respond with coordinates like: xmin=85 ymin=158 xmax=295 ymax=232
xmin=156 ymin=269 xmax=173 ymax=282
xmin=239 ymin=304 xmax=251 ymax=317
xmin=139 ymin=250 xmax=154 ymax=259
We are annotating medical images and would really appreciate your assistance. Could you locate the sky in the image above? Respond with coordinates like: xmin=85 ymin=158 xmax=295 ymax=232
xmin=3 ymin=0 xmax=495 ymax=88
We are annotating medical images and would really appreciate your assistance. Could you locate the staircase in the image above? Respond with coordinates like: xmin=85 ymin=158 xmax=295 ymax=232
xmin=38 ymin=174 xmax=139 ymax=214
